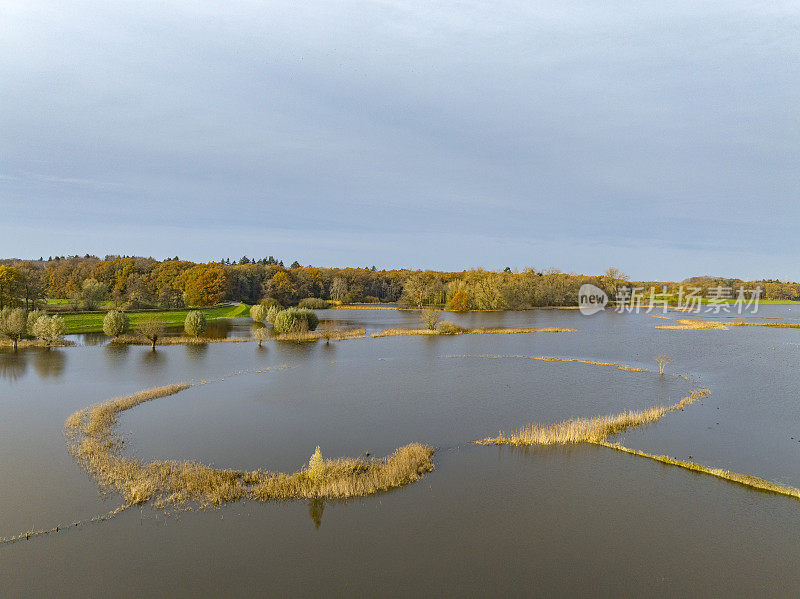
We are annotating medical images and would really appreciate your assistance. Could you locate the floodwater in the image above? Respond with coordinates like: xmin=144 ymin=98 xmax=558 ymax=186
xmin=2 ymin=307 xmax=800 ymax=597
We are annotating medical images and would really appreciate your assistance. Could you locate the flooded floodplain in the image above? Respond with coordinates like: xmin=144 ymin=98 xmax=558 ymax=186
xmin=2 ymin=306 xmax=800 ymax=596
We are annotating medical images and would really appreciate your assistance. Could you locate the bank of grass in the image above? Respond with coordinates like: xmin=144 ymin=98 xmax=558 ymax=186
xmin=59 ymin=304 xmax=250 ymax=334
xmin=729 ymin=321 xmax=800 ymax=329
xmin=273 ymin=328 xmax=366 ymax=343
xmin=65 ymin=383 xmax=434 ymax=508
xmin=652 ymin=316 xmax=728 ymax=330
xmin=478 ymin=389 xmax=709 ymax=446
xmin=0 ymin=338 xmax=75 ymax=348
xmin=371 ymin=326 xmax=575 ymax=338
xmin=108 ymin=335 xmax=251 ymax=346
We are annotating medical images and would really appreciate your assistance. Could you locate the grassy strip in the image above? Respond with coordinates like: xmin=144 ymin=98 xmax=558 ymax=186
xmin=477 ymin=390 xmax=709 ymax=446
xmin=273 ymin=328 xmax=367 ymax=343
xmin=597 ymin=442 xmax=800 ymax=500
xmin=109 ymin=335 xmax=251 ymax=346
xmin=59 ymin=304 xmax=250 ymax=334
xmin=371 ymin=327 xmax=575 ymax=338
xmin=729 ymin=322 xmax=800 ymax=329
xmin=533 ymin=356 xmax=648 ymax=372
xmin=0 ymin=339 xmax=75 ymax=348
xmin=65 ymin=383 xmax=434 ymax=508
xmin=652 ymin=316 xmax=728 ymax=330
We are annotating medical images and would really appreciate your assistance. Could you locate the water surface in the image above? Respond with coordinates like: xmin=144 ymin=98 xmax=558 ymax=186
xmin=2 ymin=308 xmax=800 ymax=596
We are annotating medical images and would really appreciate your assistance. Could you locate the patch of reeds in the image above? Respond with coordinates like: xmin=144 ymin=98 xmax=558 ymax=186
xmin=652 ymin=316 xmax=727 ymax=330
xmin=477 ymin=389 xmax=709 ymax=446
xmin=273 ymin=328 xmax=366 ymax=343
xmin=729 ymin=322 xmax=800 ymax=329
xmin=371 ymin=327 xmax=575 ymax=338
xmin=108 ymin=335 xmax=251 ymax=345
xmin=0 ymin=339 xmax=75 ymax=348
xmin=65 ymin=383 xmax=433 ymax=508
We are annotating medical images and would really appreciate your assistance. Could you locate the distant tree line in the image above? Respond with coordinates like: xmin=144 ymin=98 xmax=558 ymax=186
xmin=0 ymin=256 xmax=794 ymax=312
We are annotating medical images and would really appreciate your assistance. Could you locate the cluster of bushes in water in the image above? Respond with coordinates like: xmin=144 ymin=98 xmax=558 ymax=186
xmin=250 ymin=302 xmax=319 ymax=334
xmin=0 ymin=307 xmax=67 ymax=349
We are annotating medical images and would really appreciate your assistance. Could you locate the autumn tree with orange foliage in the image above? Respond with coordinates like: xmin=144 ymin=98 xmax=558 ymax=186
xmin=179 ymin=263 xmax=228 ymax=307
xmin=263 ymin=271 xmax=297 ymax=305
xmin=448 ymin=288 xmax=469 ymax=312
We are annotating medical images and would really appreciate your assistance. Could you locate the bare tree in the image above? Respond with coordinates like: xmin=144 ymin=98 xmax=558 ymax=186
xmin=655 ymin=354 xmax=672 ymax=375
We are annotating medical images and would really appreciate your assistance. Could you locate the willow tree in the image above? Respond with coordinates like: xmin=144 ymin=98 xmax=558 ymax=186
xmin=138 ymin=317 xmax=166 ymax=350
xmin=184 ymin=310 xmax=207 ymax=337
xmin=103 ymin=310 xmax=129 ymax=337
xmin=0 ymin=307 xmax=27 ymax=351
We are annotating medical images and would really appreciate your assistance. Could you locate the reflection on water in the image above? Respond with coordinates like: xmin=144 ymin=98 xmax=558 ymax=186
xmin=104 ymin=342 xmax=130 ymax=367
xmin=308 ymin=498 xmax=325 ymax=529
xmin=80 ymin=332 xmax=107 ymax=346
xmin=203 ymin=319 xmax=234 ymax=339
xmin=0 ymin=351 xmax=27 ymax=383
xmin=184 ymin=343 xmax=208 ymax=362
xmin=140 ymin=348 xmax=166 ymax=372
xmin=32 ymin=349 xmax=66 ymax=379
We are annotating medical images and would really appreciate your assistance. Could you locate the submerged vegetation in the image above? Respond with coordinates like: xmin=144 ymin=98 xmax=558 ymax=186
xmin=372 ymin=326 xmax=576 ymax=338
xmin=600 ymin=443 xmax=800 ymax=500
xmin=653 ymin=316 xmax=728 ymax=330
xmin=64 ymin=383 xmax=435 ymax=508
xmin=478 ymin=386 xmax=800 ymax=503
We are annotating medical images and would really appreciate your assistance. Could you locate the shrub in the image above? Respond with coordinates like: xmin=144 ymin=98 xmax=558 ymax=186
xmin=261 ymin=298 xmax=283 ymax=310
xmin=26 ymin=309 xmax=45 ymax=334
xmin=32 ymin=315 xmax=66 ymax=347
xmin=272 ymin=307 xmax=319 ymax=334
xmin=253 ymin=326 xmax=269 ymax=347
xmin=308 ymin=446 xmax=325 ymax=483
xmin=298 ymin=297 xmax=329 ymax=309
xmin=266 ymin=304 xmax=282 ymax=324
xmin=184 ymin=311 xmax=207 ymax=337
xmin=0 ymin=307 xmax=27 ymax=350
xmin=103 ymin=310 xmax=129 ymax=337
xmin=138 ymin=316 xmax=166 ymax=350
xmin=655 ymin=354 xmax=672 ymax=375
xmin=364 ymin=296 xmax=380 ymax=304
xmin=420 ymin=308 xmax=440 ymax=331
xmin=437 ymin=321 xmax=464 ymax=335
xmin=250 ymin=304 xmax=268 ymax=323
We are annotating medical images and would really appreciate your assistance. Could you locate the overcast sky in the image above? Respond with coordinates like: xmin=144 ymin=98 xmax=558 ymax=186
xmin=1 ymin=1 xmax=798 ymax=279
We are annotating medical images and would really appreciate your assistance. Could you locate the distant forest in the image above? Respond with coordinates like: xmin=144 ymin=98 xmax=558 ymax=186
xmin=0 ymin=255 xmax=797 ymax=311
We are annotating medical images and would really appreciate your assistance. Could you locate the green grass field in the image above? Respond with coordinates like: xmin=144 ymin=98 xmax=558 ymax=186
xmin=59 ymin=304 xmax=250 ymax=334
